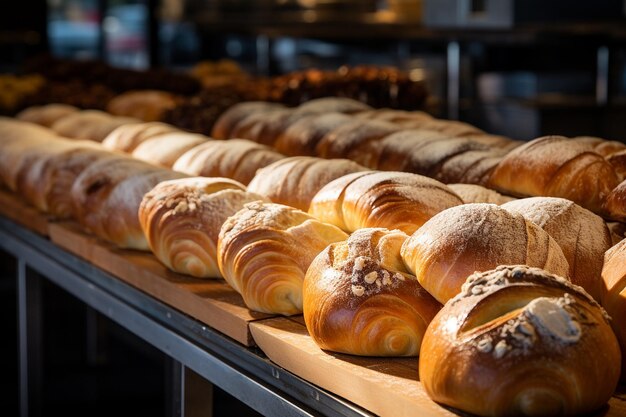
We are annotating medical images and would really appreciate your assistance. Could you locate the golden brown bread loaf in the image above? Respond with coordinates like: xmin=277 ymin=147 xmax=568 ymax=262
xmin=420 ymin=265 xmax=621 ymax=417
xmin=601 ymin=239 xmax=626 ymax=380
xmin=400 ymin=203 xmax=570 ymax=304
xmin=172 ymin=139 xmax=285 ymax=185
xmin=211 ymin=102 xmax=285 ymax=140
xmin=604 ymin=179 xmax=626 ymax=222
xmin=308 ymin=171 xmax=463 ymax=234
xmin=303 ymin=228 xmax=441 ymax=356
xmin=139 ymin=177 xmax=266 ymax=278
xmin=293 ymin=97 xmax=371 ymax=114
xmin=448 ymin=183 xmax=514 ymax=205
xmin=228 ymin=108 xmax=296 ymax=146
xmin=217 ymin=202 xmax=348 ymax=315
xmin=354 ymin=108 xmax=433 ymax=125
xmin=488 ymin=135 xmax=620 ymax=215
xmin=502 ymin=197 xmax=612 ymax=301
xmin=102 ymin=122 xmax=179 ymax=153
xmin=106 ymin=90 xmax=179 ymax=122
xmin=71 ymin=157 xmax=186 ymax=249
xmin=50 ymin=110 xmax=140 ymax=142
xmin=16 ymin=104 xmax=79 ymax=127
xmin=247 ymin=156 xmax=367 ymax=211
xmin=131 ymin=131 xmax=209 ymax=167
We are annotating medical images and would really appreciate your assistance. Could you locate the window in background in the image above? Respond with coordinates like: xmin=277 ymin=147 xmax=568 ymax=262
xmin=48 ymin=0 xmax=100 ymax=60
xmin=104 ymin=0 xmax=148 ymax=69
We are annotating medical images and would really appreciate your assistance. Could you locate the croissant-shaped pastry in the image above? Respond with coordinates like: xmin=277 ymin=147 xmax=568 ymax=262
xmin=211 ymin=102 xmax=285 ymax=139
xmin=488 ymin=135 xmax=620 ymax=215
xmin=172 ymin=139 xmax=284 ymax=185
xmin=16 ymin=104 xmax=79 ymax=127
xmin=601 ymin=238 xmax=626 ymax=380
xmin=247 ymin=156 xmax=367 ymax=211
xmin=309 ymin=171 xmax=463 ymax=234
xmin=448 ymin=183 xmax=514 ymax=205
xmin=131 ymin=131 xmax=208 ymax=168
xmin=51 ymin=110 xmax=139 ymax=142
xmin=273 ymin=112 xmax=353 ymax=157
xmin=420 ymin=265 xmax=621 ymax=417
xmin=102 ymin=122 xmax=179 ymax=153
xmin=401 ymin=203 xmax=570 ymax=304
xmin=217 ymin=202 xmax=348 ymax=315
xmin=139 ymin=177 xmax=266 ymax=278
xmin=502 ymin=197 xmax=612 ymax=302
xmin=303 ymin=228 xmax=441 ymax=356
xmin=71 ymin=157 xmax=186 ymax=249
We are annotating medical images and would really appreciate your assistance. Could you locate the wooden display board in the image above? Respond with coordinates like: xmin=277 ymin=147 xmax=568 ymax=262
xmin=0 ymin=188 xmax=51 ymax=236
xmin=49 ymin=221 xmax=273 ymax=346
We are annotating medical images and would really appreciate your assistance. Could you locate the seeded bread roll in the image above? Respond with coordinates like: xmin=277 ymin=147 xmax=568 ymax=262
xmin=217 ymin=202 xmax=348 ymax=315
xmin=51 ymin=110 xmax=140 ymax=142
xmin=420 ymin=265 xmax=621 ymax=417
xmin=211 ymin=102 xmax=285 ymax=139
xmin=139 ymin=177 xmax=267 ymax=278
xmin=102 ymin=122 xmax=179 ymax=153
xmin=309 ymin=171 xmax=463 ymax=234
xmin=131 ymin=131 xmax=209 ymax=168
xmin=448 ymin=184 xmax=514 ymax=205
xmin=502 ymin=197 xmax=612 ymax=301
xmin=401 ymin=203 xmax=570 ymax=304
xmin=16 ymin=103 xmax=79 ymax=127
xmin=303 ymin=228 xmax=441 ymax=356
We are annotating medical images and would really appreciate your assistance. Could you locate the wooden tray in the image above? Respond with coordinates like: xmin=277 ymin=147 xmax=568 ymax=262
xmin=0 ymin=188 xmax=51 ymax=236
xmin=250 ymin=317 xmax=626 ymax=417
xmin=49 ymin=221 xmax=274 ymax=346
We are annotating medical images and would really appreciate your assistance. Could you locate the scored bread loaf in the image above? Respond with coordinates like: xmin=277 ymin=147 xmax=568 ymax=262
xmin=309 ymin=171 xmax=463 ymax=234
xmin=448 ymin=183 xmax=514 ymax=205
xmin=420 ymin=265 xmax=621 ymax=417
xmin=71 ymin=157 xmax=186 ymax=249
xmin=211 ymin=102 xmax=285 ymax=139
xmin=488 ymin=135 xmax=620 ymax=215
xmin=217 ymin=202 xmax=348 ymax=315
xmin=601 ymin=238 xmax=626 ymax=380
xmin=16 ymin=103 xmax=79 ymax=127
xmin=400 ymin=203 xmax=570 ymax=304
xmin=247 ymin=156 xmax=367 ymax=211
xmin=303 ymin=228 xmax=441 ymax=356
xmin=131 ymin=131 xmax=209 ymax=167
xmin=106 ymin=90 xmax=179 ymax=122
xmin=139 ymin=177 xmax=267 ymax=278
xmin=102 ymin=122 xmax=179 ymax=153
xmin=51 ymin=110 xmax=140 ymax=142
xmin=502 ymin=197 xmax=612 ymax=301
xmin=172 ymin=139 xmax=284 ymax=185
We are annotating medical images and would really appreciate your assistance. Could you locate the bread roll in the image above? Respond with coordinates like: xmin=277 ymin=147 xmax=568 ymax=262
xmin=502 ymin=197 xmax=612 ymax=301
xmin=139 ymin=177 xmax=266 ymax=278
xmin=247 ymin=156 xmax=367 ymax=211
xmin=303 ymin=228 xmax=441 ymax=356
xmin=488 ymin=135 xmax=620 ymax=215
xmin=51 ymin=110 xmax=140 ymax=142
xmin=309 ymin=171 xmax=463 ymax=234
xmin=228 ymin=108 xmax=296 ymax=146
xmin=604 ymin=179 xmax=626 ymax=222
xmin=131 ymin=131 xmax=208 ymax=167
xmin=420 ymin=265 xmax=620 ymax=417
xmin=217 ymin=202 xmax=348 ymax=315
xmin=71 ymin=158 xmax=186 ymax=249
xmin=102 ymin=122 xmax=179 ymax=153
xmin=601 ymin=239 xmax=626 ymax=380
xmin=211 ymin=102 xmax=285 ymax=139
xmin=294 ymin=97 xmax=371 ymax=114
xmin=106 ymin=90 xmax=179 ymax=122
xmin=355 ymin=108 xmax=433 ymax=125
xmin=401 ymin=203 xmax=570 ymax=304
xmin=401 ymin=117 xmax=484 ymax=137
xmin=16 ymin=104 xmax=79 ymax=127
xmin=274 ymin=112 xmax=353 ymax=157
xmin=448 ymin=183 xmax=514 ymax=205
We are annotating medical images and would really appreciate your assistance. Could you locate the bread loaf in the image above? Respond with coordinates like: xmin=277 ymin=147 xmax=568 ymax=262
xmin=303 ymin=228 xmax=441 ymax=356
xmin=309 ymin=171 xmax=463 ymax=234
xmin=604 ymin=179 xmax=626 ymax=222
xmin=51 ymin=110 xmax=140 ymax=142
xmin=139 ymin=177 xmax=266 ymax=278
xmin=502 ymin=197 xmax=612 ymax=301
xmin=16 ymin=104 xmax=79 ymax=127
xmin=172 ymin=139 xmax=284 ymax=185
xmin=217 ymin=202 xmax=348 ymax=315
xmin=131 ymin=131 xmax=208 ymax=167
xmin=448 ymin=183 xmax=513 ymax=205
xmin=601 ymin=239 xmax=626 ymax=380
xmin=293 ymin=97 xmax=371 ymax=114
xmin=401 ymin=203 xmax=570 ymax=304
xmin=247 ymin=156 xmax=367 ymax=211
xmin=420 ymin=265 xmax=621 ymax=417
xmin=211 ymin=102 xmax=285 ymax=139
xmin=228 ymin=108 xmax=296 ymax=146
xmin=102 ymin=122 xmax=179 ymax=153
xmin=273 ymin=112 xmax=353 ymax=157
xmin=106 ymin=90 xmax=179 ymax=122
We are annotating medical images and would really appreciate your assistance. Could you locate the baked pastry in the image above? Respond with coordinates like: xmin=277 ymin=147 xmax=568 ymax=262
xmin=601 ymin=238 xmax=626 ymax=380
xmin=106 ymin=90 xmax=179 ymax=122
xmin=608 ymin=221 xmax=626 ymax=247
xmin=217 ymin=202 xmax=348 ymax=315
xmin=309 ymin=171 xmax=463 ymax=234
xmin=173 ymin=139 xmax=284 ymax=185
xmin=303 ymin=228 xmax=441 ymax=356
xmin=488 ymin=135 xmax=620 ymax=215
xmin=604 ymin=179 xmax=626 ymax=222
xmin=139 ymin=177 xmax=266 ymax=278
xmin=228 ymin=108 xmax=296 ymax=147
xmin=211 ymin=102 xmax=285 ymax=139
xmin=71 ymin=157 xmax=186 ymax=249
xmin=420 ymin=265 xmax=621 ymax=417
xmin=131 ymin=131 xmax=208 ymax=167
xmin=436 ymin=148 xmax=506 ymax=186
xmin=502 ymin=197 xmax=612 ymax=301
xmin=16 ymin=103 xmax=79 ymax=127
xmin=448 ymin=183 xmax=514 ymax=205
xmin=401 ymin=203 xmax=570 ymax=304
xmin=293 ymin=97 xmax=371 ymax=115
xmin=102 ymin=122 xmax=179 ymax=153
xmin=247 ymin=156 xmax=367 ymax=211
xmin=51 ymin=110 xmax=140 ymax=142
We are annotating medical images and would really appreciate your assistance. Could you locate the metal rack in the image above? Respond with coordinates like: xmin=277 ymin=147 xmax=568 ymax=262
xmin=0 ymin=215 xmax=373 ymax=417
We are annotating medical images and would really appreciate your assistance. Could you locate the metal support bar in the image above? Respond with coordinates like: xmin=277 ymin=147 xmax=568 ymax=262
xmin=166 ymin=358 xmax=184 ymax=417
xmin=185 ymin=367 xmax=214 ymax=417
xmin=447 ymin=41 xmax=461 ymax=120
xmin=256 ymin=35 xmax=271 ymax=76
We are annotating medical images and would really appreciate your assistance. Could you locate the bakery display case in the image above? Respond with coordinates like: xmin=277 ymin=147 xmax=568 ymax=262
xmin=2 ymin=2 xmax=626 ymax=417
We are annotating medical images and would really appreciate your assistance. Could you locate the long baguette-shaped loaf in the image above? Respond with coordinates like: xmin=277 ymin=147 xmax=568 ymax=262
xmin=131 ymin=131 xmax=209 ymax=168
xmin=102 ymin=122 xmax=179 ymax=153
xmin=16 ymin=104 xmax=79 ymax=127
xmin=51 ymin=110 xmax=139 ymax=142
